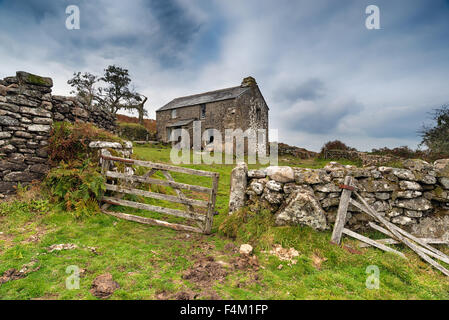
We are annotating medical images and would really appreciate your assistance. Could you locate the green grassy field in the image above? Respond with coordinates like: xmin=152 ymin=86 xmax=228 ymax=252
xmin=0 ymin=144 xmax=448 ymax=300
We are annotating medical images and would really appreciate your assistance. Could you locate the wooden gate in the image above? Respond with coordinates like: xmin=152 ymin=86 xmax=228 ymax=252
xmin=100 ymin=155 xmax=219 ymax=234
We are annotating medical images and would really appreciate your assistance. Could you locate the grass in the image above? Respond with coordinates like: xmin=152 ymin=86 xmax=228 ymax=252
xmin=0 ymin=144 xmax=449 ymax=300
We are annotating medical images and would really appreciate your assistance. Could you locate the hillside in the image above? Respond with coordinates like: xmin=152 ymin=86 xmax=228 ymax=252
xmin=0 ymin=144 xmax=448 ymax=300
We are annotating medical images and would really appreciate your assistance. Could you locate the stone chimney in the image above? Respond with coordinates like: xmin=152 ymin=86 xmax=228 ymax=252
xmin=241 ymin=76 xmax=257 ymax=88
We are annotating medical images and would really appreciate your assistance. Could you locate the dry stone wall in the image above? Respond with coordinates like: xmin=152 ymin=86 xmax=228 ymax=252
xmin=229 ymin=159 xmax=449 ymax=234
xmin=0 ymin=71 xmax=117 ymax=196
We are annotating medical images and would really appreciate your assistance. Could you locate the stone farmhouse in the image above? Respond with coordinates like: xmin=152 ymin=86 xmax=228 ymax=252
xmin=156 ymin=77 xmax=269 ymax=150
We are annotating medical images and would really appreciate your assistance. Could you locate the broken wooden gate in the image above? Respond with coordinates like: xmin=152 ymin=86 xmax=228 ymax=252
xmin=100 ymin=155 xmax=219 ymax=234
xmin=331 ymin=176 xmax=449 ymax=277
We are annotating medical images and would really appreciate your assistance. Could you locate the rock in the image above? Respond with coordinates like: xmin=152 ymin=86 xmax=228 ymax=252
xmin=403 ymin=159 xmax=432 ymax=172
xmin=266 ymin=180 xmax=282 ymax=192
xmin=90 ymin=273 xmax=120 ymax=299
xmin=295 ymin=168 xmax=330 ymax=185
xmin=262 ymin=189 xmax=284 ymax=205
xmin=395 ymin=190 xmax=422 ymax=199
xmin=313 ymin=183 xmax=340 ymax=193
xmin=17 ymin=71 xmax=53 ymax=87
xmin=399 ymin=181 xmax=422 ymax=191
xmin=410 ymin=216 xmax=449 ymax=240
xmin=266 ymin=166 xmax=295 ymax=183
xmin=373 ymin=201 xmax=390 ymax=212
xmin=283 ymin=182 xmax=299 ymax=194
xmin=434 ymin=159 xmax=449 ymax=177
xmin=274 ymin=188 xmax=328 ymax=230
xmin=88 ymin=141 xmax=122 ymax=149
xmin=30 ymin=164 xmax=50 ymax=174
xmin=0 ymin=116 xmax=19 ymax=126
xmin=394 ymin=197 xmax=432 ymax=211
xmin=361 ymin=179 xmax=397 ymax=192
xmin=19 ymin=107 xmax=52 ymax=118
xmin=247 ymin=169 xmax=267 ymax=179
xmin=239 ymin=244 xmax=253 ymax=255
xmin=404 ymin=210 xmax=422 ymax=218
xmin=417 ymin=174 xmax=437 ymax=185
xmin=229 ymin=162 xmax=248 ymax=214
xmin=0 ymin=132 xmax=11 ymax=139
xmin=320 ymin=197 xmax=340 ymax=208
xmin=249 ymin=181 xmax=264 ymax=195
xmin=439 ymin=177 xmax=449 ymax=190
xmin=3 ymin=171 xmax=36 ymax=182
xmin=391 ymin=168 xmax=416 ymax=181
xmin=386 ymin=208 xmax=403 ymax=218
xmin=375 ymin=192 xmax=390 ymax=200
xmin=391 ymin=216 xmax=416 ymax=226
xmin=28 ymin=124 xmax=51 ymax=133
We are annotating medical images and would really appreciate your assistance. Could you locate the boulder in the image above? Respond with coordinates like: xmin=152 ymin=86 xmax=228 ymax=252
xmin=410 ymin=215 xmax=449 ymax=240
xmin=266 ymin=166 xmax=295 ymax=183
xmin=391 ymin=168 xmax=416 ymax=181
xmin=391 ymin=216 xmax=416 ymax=226
xmin=274 ymin=188 xmax=327 ymax=230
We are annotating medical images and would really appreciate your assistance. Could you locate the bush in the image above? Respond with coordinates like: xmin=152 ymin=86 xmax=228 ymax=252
xmin=48 ymin=122 xmax=122 ymax=163
xmin=118 ymin=122 xmax=153 ymax=141
xmin=44 ymin=160 xmax=105 ymax=218
xmin=320 ymin=140 xmax=355 ymax=154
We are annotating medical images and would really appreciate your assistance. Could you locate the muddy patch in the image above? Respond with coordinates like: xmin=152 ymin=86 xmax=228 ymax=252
xmin=90 ymin=273 xmax=120 ymax=299
xmin=183 ymin=255 xmax=228 ymax=285
xmin=0 ymin=259 xmax=40 ymax=285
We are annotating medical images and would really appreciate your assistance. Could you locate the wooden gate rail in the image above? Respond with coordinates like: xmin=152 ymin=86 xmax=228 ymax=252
xmin=331 ymin=175 xmax=449 ymax=277
xmin=100 ymin=155 xmax=219 ymax=234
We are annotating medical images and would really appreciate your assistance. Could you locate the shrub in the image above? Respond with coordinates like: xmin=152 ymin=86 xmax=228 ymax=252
xmin=320 ymin=140 xmax=355 ymax=154
xmin=118 ymin=122 xmax=151 ymax=141
xmin=48 ymin=122 xmax=122 ymax=163
xmin=44 ymin=160 xmax=105 ymax=218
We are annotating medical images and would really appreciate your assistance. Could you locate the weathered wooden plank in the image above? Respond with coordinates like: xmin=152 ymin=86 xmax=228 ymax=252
xmin=106 ymin=171 xmax=212 ymax=193
xmin=368 ymin=222 xmax=449 ymax=264
xmin=102 ymin=196 xmax=206 ymax=222
xmin=331 ymin=176 xmax=353 ymax=245
xmin=353 ymin=192 xmax=449 ymax=277
xmin=358 ymin=237 xmax=448 ymax=248
xmin=342 ymin=228 xmax=406 ymax=258
xmin=101 ymin=155 xmax=216 ymax=177
xmin=102 ymin=209 xmax=203 ymax=233
xmin=353 ymin=192 xmax=449 ymax=262
xmin=204 ymin=173 xmax=219 ymax=234
xmin=105 ymin=184 xmax=208 ymax=208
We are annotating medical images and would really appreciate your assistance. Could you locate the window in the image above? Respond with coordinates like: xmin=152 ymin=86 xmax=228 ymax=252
xmin=201 ymin=104 xmax=206 ymax=119
xmin=171 ymin=109 xmax=177 ymax=119
xmin=256 ymin=107 xmax=261 ymax=121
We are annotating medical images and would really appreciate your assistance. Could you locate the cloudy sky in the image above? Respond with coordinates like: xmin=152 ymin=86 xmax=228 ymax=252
xmin=0 ymin=0 xmax=448 ymax=152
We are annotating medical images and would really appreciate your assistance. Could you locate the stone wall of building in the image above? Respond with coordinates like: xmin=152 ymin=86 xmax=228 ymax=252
xmin=229 ymin=159 xmax=449 ymax=235
xmin=0 ymin=71 xmax=118 ymax=196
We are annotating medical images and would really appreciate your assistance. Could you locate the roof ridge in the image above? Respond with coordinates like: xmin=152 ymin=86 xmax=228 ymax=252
xmin=172 ymin=85 xmax=243 ymax=101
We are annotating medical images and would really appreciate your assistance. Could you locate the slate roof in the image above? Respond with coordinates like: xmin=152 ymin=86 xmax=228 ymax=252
xmin=157 ymin=86 xmax=250 ymax=112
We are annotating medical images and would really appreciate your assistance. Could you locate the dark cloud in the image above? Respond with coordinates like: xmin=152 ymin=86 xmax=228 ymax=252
xmin=0 ymin=0 xmax=449 ymax=151
xmin=275 ymin=78 xmax=326 ymax=103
